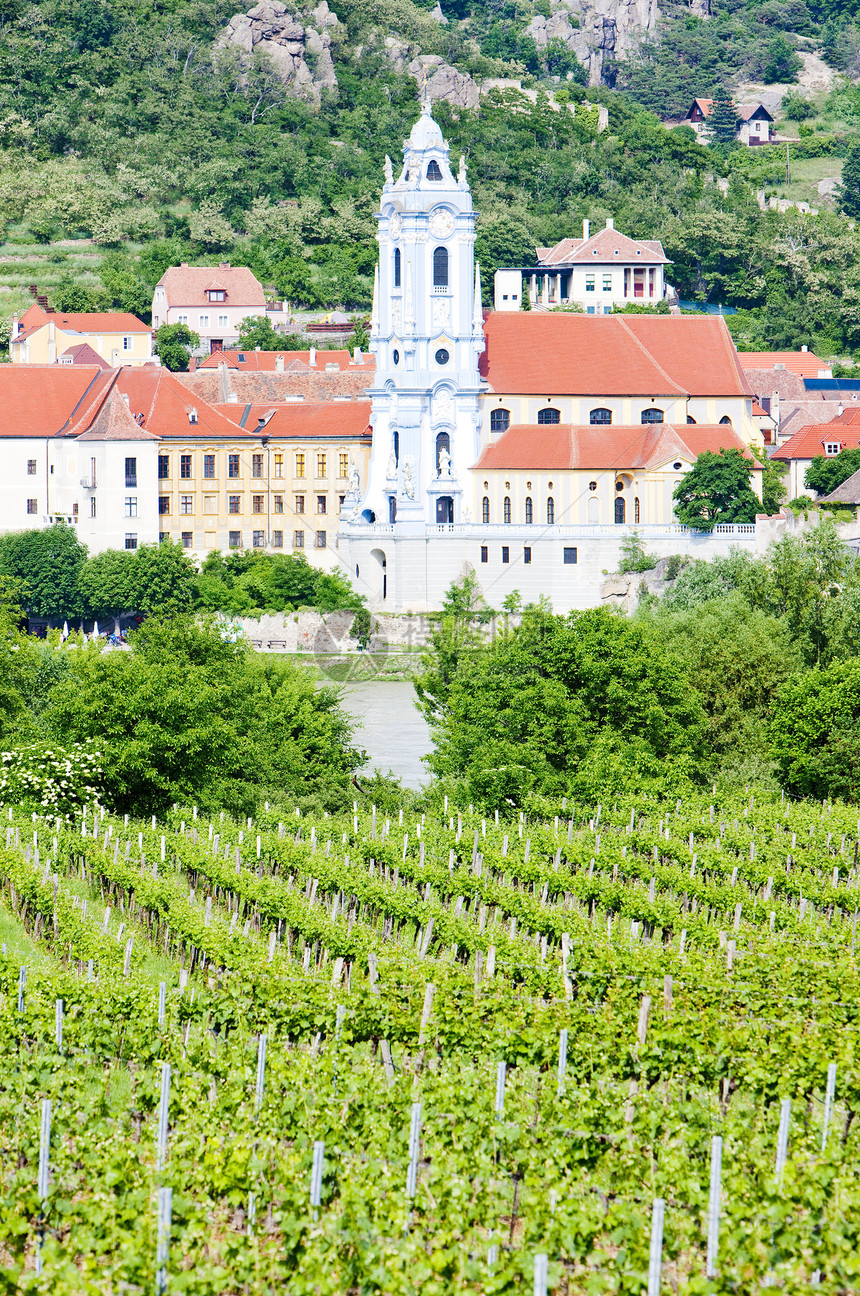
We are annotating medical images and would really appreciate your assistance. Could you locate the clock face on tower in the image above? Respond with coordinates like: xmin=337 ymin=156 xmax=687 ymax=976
xmin=430 ymin=207 xmax=454 ymax=237
xmin=389 ymin=211 xmax=402 ymax=237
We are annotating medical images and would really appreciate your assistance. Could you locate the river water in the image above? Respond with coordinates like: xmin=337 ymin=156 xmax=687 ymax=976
xmin=337 ymin=680 xmax=432 ymax=788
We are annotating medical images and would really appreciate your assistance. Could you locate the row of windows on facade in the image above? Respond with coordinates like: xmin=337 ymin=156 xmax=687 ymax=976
xmin=27 ymin=457 xmax=141 ymax=488
xmin=157 ymin=452 xmax=349 ymax=480
xmin=392 ymin=246 xmax=449 ymax=290
xmin=176 ymin=313 xmax=230 ymax=328
xmin=482 ymin=496 xmax=641 ymax=524
xmin=159 ymin=530 xmax=327 ymax=550
xmin=479 ymin=545 xmax=578 ymax=565
xmin=157 ymin=493 xmax=334 ymax=516
xmin=489 ymin=409 xmax=734 ymax=432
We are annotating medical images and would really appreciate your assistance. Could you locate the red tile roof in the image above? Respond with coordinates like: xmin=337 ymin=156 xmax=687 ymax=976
xmin=0 ymin=366 xmax=115 ymax=438
xmin=536 ymin=228 xmax=668 ymax=267
xmin=113 ymin=368 xmax=258 ymax=440
xmin=156 ymin=263 xmax=266 ymax=308
xmin=474 ymin=422 xmax=760 ymax=472
xmin=77 ymin=390 xmax=159 ymax=442
xmin=212 ymin=401 xmax=372 ymax=440
xmin=737 ymin=351 xmax=829 ymax=379
xmin=773 ymin=414 xmax=860 ymax=461
xmin=13 ymin=308 xmax=149 ymax=344
xmin=58 ymin=343 xmax=111 ymax=369
xmin=481 ymin=312 xmax=751 ymax=397
xmin=197 ymin=349 xmax=375 ymax=372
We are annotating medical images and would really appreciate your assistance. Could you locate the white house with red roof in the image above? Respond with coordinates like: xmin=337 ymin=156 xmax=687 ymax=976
xmin=772 ymin=409 xmax=860 ymax=498
xmin=493 ymin=219 xmax=671 ymax=313
xmin=10 ymin=303 xmax=152 ymax=367
xmin=681 ymin=99 xmax=774 ymax=146
xmin=151 ymin=262 xmax=268 ymax=355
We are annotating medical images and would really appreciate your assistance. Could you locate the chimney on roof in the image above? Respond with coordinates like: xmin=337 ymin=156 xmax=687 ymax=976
xmin=180 ymin=262 xmax=188 ymax=268
xmin=189 ymin=357 xmax=197 ymax=372
xmin=606 ymin=217 xmax=614 ymax=230
xmin=309 ymin=347 xmax=316 ymax=367
xmin=353 ymin=347 xmax=363 ymax=365
xmin=275 ymin=355 xmax=284 ymax=373
xmin=838 ymin=403 xmax=844 ymax=417
xmin=801 ymin=344 xmax=808 ymax=352
xmin=219 ymin=262 xmax=230 ymax=270
xmin=228 ymin=393 xmax=239 ymax=403
xmin=256 ymin=416 xmax=268 ymax=430
xmin=582 ymin=218 xmax=589 ymax=240
xmin=255 ymin=345 xmax=261 ymax=352
xmin=772 ymin=390 xmax=780 ymax=425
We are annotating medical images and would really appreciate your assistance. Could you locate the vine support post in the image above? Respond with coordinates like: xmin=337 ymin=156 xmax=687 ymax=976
xmin=156 ymin=1186 xmax=172 ymax=1296
xmin=648 ymin=1198 xmax=665 ymax=1296
xmin=706 ymin=1134 xmax=722 ymax=1278
xmin=822 ymin=1063 xmax=837 ymax=1151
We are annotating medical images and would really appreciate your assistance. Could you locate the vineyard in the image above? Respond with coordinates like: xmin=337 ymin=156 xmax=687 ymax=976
xmin=2 ymin=791 xmax=860 ymax=1293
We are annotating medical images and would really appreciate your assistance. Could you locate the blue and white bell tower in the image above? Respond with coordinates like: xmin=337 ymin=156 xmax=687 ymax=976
xmin=358 ymin=103 xmax=484 ymax=531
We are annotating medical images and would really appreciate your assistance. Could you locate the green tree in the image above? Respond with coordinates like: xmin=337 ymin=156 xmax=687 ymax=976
xmin=414 ymin=569 xmax=493 ymax=725
xmin=708 ymin=96 xmax=740 ymax=147
xmin=44 ymin=617 xmax=362 ymax=815
xmin=423 ymin=603 xmax=706 ymax=809
xmin=78 ymin=549 xmax=136 ymax=619
xmin=236 ymin=315 xmax=287 ymax=351
xmin=804 ymin=448 xmax=860 ymax=496
xmin=762 ymin=35 xmax=802 ymax=83
xmin=838 ymin=138 xmax=860 ymax=220
xmin=618 ymin=532 xmax=657 ymax=573
xmin=770 ymin=659 xmax=860 ymax=799
xmin=673 ymin=449 xmax=761 ymax=529
xmin=155 ymin=323 xmax=200 ymax=372
xmin=0 ymin=525 xmax=87 ymax=619
xmin=761 ymin=456 xmax=788 ymax=514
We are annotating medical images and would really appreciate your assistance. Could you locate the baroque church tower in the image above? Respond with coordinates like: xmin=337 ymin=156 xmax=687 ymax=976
xmin=357 ymin=103 xmax=485 ymax=530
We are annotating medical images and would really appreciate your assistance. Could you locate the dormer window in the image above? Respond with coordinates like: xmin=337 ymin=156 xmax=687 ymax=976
xmin=207 ymin=290 xmax=226 ymax=302
xmin=188 ymin=409 xmax=198 ymax=425
xmin=426 ymin=160 xmax=442 ymax=181
xmin=825 ymin=442 xmax=841 ymax=456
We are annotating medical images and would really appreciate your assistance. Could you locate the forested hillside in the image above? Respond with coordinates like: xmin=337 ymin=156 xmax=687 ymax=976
xmin=2 ymin=0 xmax=860 ymax=354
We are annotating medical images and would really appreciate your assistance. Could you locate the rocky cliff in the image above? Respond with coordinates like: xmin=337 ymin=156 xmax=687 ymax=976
xmin=216 ymin=0 xmax=339 ymax=102
xmin=527 ymin=0 xmax=659 ymax=85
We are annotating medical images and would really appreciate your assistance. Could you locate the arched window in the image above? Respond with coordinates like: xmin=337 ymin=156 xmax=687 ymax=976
xmin=615 ymin=496 xmax=626 ymax=524
xmin=393 ymin=248 xmax=401 ymax=288
xmin=393 ymin=429 xmax=399 ymax=466
xmin=482 ymin=496 xmax=490 ymax=524
xmin=587 ymin=497 xmax=599 ymax=522
xmin=503 ymin=496 xmax=511 ymax=523
xmin=634 ymin=497 xmax=640 ymax=524
xmin=435 ymin=431 xmax=450 ymax=475
xmin=426 ymin=160 xmax=442 ymax=181
xmin=436 ymin=496 xmax=454 ymax=524
xmin=589 ymin=407 xmax=612 ymax=425
xmin=433 ymin=246 xmax=449 ymax=288
xmin=537 ymin=408 xmax=561 ymax=425
xmin=546 ymin=497 xmax=555 ymax=524
xmin=719 ymin=415 xmax=732 ymax=425
xmin=525 ymin=496 xmax=533 ymax=523
xmin=491 ymin=408 xmax=510 ymax=433
xmin=641 ymin=408 xmax=664 ymax=424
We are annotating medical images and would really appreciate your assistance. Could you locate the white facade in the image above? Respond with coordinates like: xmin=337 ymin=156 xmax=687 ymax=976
xmin=0 ymin=432 xmax=159 ymax=553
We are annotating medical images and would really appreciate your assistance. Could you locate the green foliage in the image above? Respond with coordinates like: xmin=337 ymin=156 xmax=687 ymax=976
xmin=673 ymin=449 xmax=760 ymax=530
xmin=762 ymin=35 xmax=802 ymax=83
xmin=618 ymin=531 xmax=657 ymax=573
xmin=770 ymin=660 xmax=860 ymax=799
xmin=805 ymin=448 xmax=860 ymax=496
xmin=761 ymin=456 xmax=788 ymax=514
xmin=781 ymin=90 xmax=813 ymax=120
xmin=422 ymin=603 xmax=706 ymax=810
xmin=195 ymin=551 xmax=363 ymax=616
xmin=44 ymin=617 xmax=362 ymax=815
xmin=0 ymin=525 xmax=87 ymax=619
xmin=839 ymin=138 xmax=860 ymax=220
xmin=709 ymin=96 xmax=741 ymax=147
xmin=155 ymin=323 xmax=200 ymax=372
xmin=235 ymin=315 xmax=286 ymax=351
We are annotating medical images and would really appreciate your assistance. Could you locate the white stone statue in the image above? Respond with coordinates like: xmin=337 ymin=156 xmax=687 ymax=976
xmin=438 ymin=445 xmax=451 ymax=478
xmin=458 ymin=154 xmax=467 ymax=185
xmin=386 ymin=447 xmax=397 ymax=480
xmin=349 ymin=460 xmax=361 ymax=494
xmin=402 ymin=456 xmax=415 ymax=499
xmin=384 ymin=154 xmax=394 ymax=185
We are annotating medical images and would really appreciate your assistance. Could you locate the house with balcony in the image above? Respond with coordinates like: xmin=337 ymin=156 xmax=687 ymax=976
xmin=9 ymin=304 xmax=152 ymax=367
xmin=151 ymin=263 xmax=268 ymax=355
xmin=493 ymin=220 xmax=671 ymax=313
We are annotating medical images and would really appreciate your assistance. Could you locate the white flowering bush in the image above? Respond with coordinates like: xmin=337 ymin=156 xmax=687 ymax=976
xmin=0 ymin=740 xmax=103 ymax=822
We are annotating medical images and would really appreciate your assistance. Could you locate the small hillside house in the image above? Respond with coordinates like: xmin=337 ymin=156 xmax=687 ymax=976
xmin=10 ymin=304 xmax=152 ymax=367
xmin=493 ymin=219 xmax=670 ymax=313
xmin=152 ymin=263 xmax=269 ymax=356
xmin=682 ymin=99 xmax=774 ymax=146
